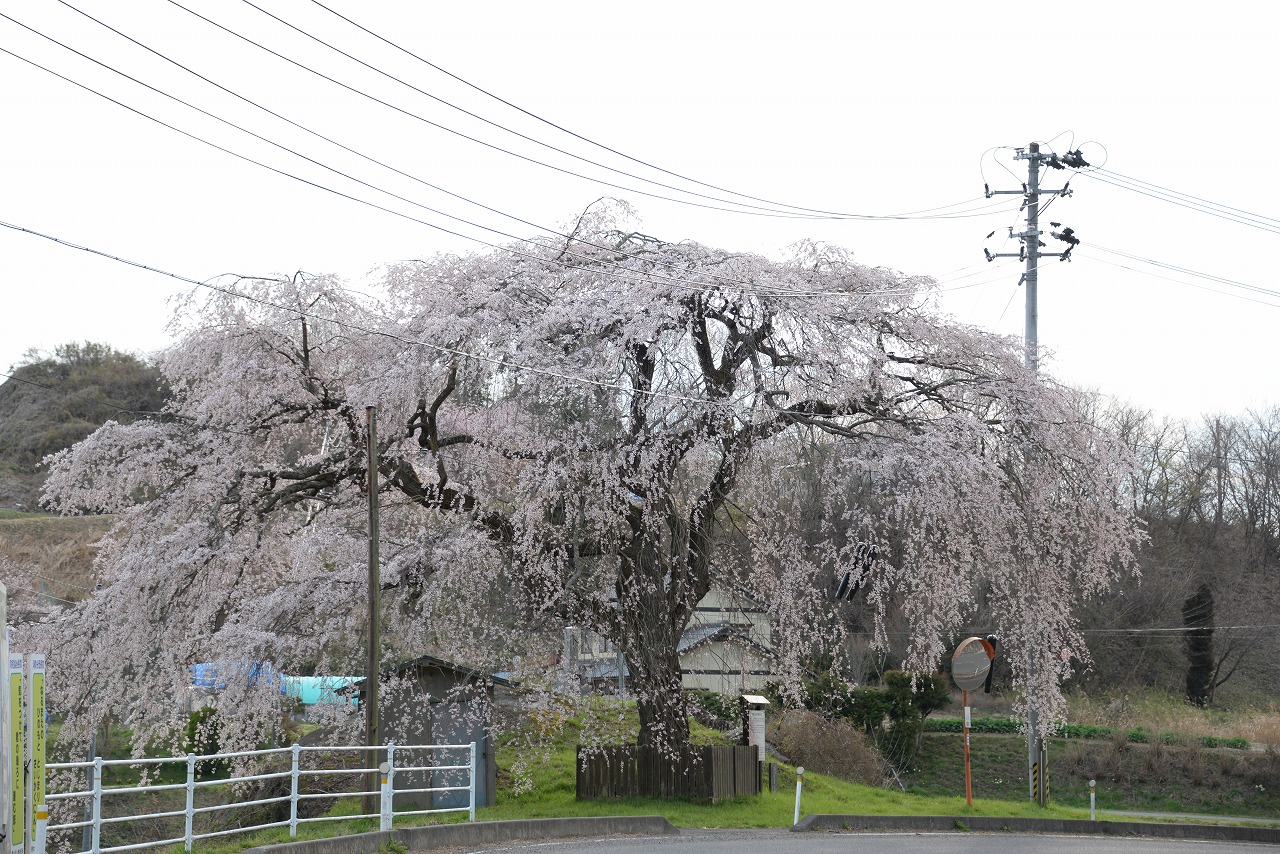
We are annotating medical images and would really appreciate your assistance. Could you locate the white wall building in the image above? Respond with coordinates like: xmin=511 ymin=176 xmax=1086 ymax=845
xmin=567 ymin=587 xmax=775 ymax=695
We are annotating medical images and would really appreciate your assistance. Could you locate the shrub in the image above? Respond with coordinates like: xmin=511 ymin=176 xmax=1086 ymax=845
xmin=1060 ymin=723 xmax=1114 ymax=740
xmin=771 ymin=709 xmax=885 ymax=786
xmin=686 ymin=690 xmax=738 ymax=730
xmin=1142 ymin=740 xmax=1172 ymax=783
xmin=883 ymin=671 xmax=949 ymax=720
xmin=1062 ymin=743 xmax=1088 ymax=775
xmin=1095 ymin=741 xmax=1124 ymax=780
xmin=184 ymin=707 xmax=230 ymax=778
xmin=924 ymin=716 xmax=1019 ymax=734
xmin=801 ymin=669 xmax=852 ymax=717
xmin=1179 ymin=744 xmax=1211 ymax=786
xmin=847 ymin=687 xmax=892 ymax=735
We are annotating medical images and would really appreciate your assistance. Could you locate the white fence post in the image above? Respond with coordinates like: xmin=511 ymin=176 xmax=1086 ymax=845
xmin=90 ymin=757 xmax=103 ymax=854
xmin=183 ymin=754 xmax=195 ymax=852
xmin=44 ymin=740 xmax=480 ymax=850
xmin=378 ymin=744 xmax=394 ymax=832
xmin=288 ymin=743 xmax=300 ymax=838
xmin=793 ymin=766 xmax=804 ymax=827
xmin=468 ymin=742 xmax=477 ymax=822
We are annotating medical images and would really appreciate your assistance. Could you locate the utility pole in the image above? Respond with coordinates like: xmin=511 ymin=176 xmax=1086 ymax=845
xmin=983 ymin=141 xmax=1085 ymax=370
xmin=982 ymin=139 xmax=1090 ymax=803
xmin=1022 ymin=142 xmax=1043 ymax=371
xmin=364 ymin=405 xmax=381 ymax=812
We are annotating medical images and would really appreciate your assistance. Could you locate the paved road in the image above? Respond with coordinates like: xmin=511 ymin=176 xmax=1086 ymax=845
xmin=1107 ymin=810 xmax=1280 ymax=826
xmin=427 ymin=828 xmax=1280 ymax=854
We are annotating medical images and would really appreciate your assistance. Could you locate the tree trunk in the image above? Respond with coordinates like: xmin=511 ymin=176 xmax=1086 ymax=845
xmin=1183 ymin=583 xmax=1214 ymax=706
xmin=631 ymin=641 xmax=691 ymax=749
xmin=616 ymin=540 xmax=692 ymax=750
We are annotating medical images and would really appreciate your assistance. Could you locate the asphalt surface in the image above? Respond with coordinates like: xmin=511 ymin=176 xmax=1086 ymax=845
xmin=1108 ymin=811 xmax=1280 ymax=826
xmin=420 ymin=828 xmax=1280 ymax=854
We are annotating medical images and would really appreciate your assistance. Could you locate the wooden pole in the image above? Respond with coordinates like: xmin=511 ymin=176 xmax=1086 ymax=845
xmin=364 ymin=405 xmax=380 ymax=813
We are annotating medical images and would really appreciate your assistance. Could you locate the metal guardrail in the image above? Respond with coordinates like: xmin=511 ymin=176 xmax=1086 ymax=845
xmin=46 ymin=741 xmax=476 ymax=854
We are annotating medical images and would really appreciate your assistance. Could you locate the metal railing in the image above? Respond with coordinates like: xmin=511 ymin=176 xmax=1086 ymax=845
xmin=46 ymin=742 xmax=476 ymax=854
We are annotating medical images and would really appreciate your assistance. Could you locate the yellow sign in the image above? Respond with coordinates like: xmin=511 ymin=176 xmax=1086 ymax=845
xmin=30 ymin=654 xmax=46 ymax=854
xmin=10 ymin=655 xmax=25 ymax=854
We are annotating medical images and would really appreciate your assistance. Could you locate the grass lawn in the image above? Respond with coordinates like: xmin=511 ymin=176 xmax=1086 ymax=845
xmin=485 ymin=739 xmax=1089 ymax=828
xmin=179 ymin=755 xmax=1093 ymax=854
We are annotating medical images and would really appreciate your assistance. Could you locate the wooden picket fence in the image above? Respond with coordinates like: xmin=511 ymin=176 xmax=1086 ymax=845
xmin=575 ymin=744 xmax=760 ymax=802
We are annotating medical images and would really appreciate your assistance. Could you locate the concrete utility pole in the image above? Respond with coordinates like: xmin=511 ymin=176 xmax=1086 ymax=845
xmin=364 ymin=405 xmax=381 ymax=811
xmin=1021 ymin=142 xmax=1042 ymax=371
xmin=1017 ymin=143 xmax=1045 ymax=800
xmin=982 ymin=139 xmax=1089 ymax=803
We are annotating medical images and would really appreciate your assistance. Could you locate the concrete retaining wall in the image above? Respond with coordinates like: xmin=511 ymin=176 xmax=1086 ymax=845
xmin=794 ymin=814 xmax=1280 ymax=844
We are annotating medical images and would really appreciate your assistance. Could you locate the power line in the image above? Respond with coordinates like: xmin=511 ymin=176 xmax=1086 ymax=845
xmin=0 ymin=37 xmax=820 ymax=301
xmin=0 ymin=21 xmax=1016 ymax=302
xmin=304 ymin=0 xmax=1004 ymax=222
xmin=1077 ymin=252 xmax=1280 ymax=310
xmin=1 ymin=13 xmax=699 ymax=291
xmin=0 ymin=218 xmax=1035 ymax=421
xmin=1096 ymin=167 xmax=1280 ymax=227
xmin=1081 ymin=244 xmax=1280 ymax=305
xmin=1080 ymin=171 xmax=1280 ymax=236
xmin=36 ymin=3 xmax=1019 ymax=300
xmin=161 ymin=0 xmax=1010 ymax=224
xmin=0 ymin=219 xmax=753 ymax=407
xmin=34 ymin=3 xmax=794 ymax=296
xmin=0 ymin=370 xmax=169 ymax=422
xmin=238 ymin=0 xmax=994 ymax=222
xmin=1082 ymin=624 xmax=1280 ymax=635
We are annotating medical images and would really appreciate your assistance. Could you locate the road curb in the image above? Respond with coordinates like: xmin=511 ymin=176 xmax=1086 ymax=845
xmin=244 ymin=816 xmax=679 ymax=854
xmin=793 ymin=814 xmax=1280 ymax=844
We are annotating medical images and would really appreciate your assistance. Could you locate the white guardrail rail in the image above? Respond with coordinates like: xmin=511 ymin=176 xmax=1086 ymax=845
xmin=45 ymin=742 xmax=476 ymax=854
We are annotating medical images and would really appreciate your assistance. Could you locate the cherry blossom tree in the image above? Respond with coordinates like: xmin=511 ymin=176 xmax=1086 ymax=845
xmin=34 ymin=205 xmax=1142 ymax=752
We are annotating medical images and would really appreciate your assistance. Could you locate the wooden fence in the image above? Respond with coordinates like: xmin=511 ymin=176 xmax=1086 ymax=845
xmin=576 ymin=745 xmax=760 ymax=802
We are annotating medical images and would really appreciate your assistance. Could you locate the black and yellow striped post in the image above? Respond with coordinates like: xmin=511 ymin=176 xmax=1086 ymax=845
xmin=1029 ymin=737 xmax=1049 ymax=804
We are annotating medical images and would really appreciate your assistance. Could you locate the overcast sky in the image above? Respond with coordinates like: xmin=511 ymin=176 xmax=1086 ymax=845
xmin=2 ymin=0 xmax=1276 ymax=422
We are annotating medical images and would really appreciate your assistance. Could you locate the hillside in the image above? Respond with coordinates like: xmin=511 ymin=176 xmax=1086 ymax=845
xmin=0 ymin=342 xmax=167 ymax=509
xmin=0 ymin=512 xmax=113 ymax=609
xmin=908 ymin=731 xmax=1280 ymax=819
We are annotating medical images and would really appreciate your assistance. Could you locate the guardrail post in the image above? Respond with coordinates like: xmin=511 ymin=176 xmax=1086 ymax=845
xmin=468 ymin=742 xmax=477 ymax=822
xmin=90 ymin=756 xmax=103 ymax=854
xmin=793 ymin=766 xmax=804 ymax=827
xmin=379 ymin=744 xmax=395 ymax=832
xmin=184 ymin=753 xmax=196 ymax=852
xmin=289 ymin=743 xmax=301 ymax=838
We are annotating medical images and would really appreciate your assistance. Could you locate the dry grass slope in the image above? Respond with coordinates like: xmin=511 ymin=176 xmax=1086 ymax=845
xmin=0 ymin=513 xmax=112 ymax=605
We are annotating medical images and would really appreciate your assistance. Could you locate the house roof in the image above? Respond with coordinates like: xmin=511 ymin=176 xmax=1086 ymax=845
xmin=677 ymin=622 xmax=776 ymax=658
xmin=347 ymin=653 xmax=516 ymax=689
xmin=581 ymin=657 xmax=628 ymax=680
xmin=578 ymin=623 xmax=775 ymax=683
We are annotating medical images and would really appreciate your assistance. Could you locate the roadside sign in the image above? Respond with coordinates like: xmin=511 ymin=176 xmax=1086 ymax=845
xmin=9 ymin=654 xmax=25 ymax=854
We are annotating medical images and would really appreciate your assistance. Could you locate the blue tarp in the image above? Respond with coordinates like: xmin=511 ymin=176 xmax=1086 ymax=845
xmin=189 ymin=661 xmax=279 ymax=691
xmin=282 ymin=676 xmax=359 ymax=706
xmin=190 ymin=663 xmax=357 ymax=706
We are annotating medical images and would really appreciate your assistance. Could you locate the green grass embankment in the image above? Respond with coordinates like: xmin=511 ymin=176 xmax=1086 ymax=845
xmin=907 ymin=731 xmax=1280 ymax=818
